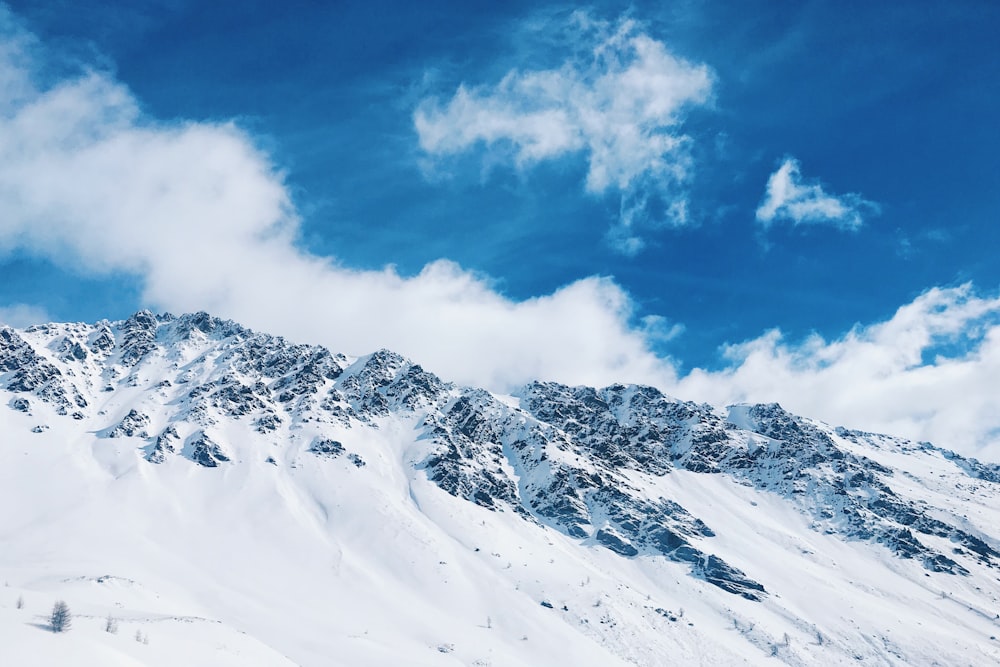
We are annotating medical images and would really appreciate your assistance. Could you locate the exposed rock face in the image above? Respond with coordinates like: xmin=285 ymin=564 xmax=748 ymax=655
xmin=147 ymin=426 xmax=180 ymax=464
xmin=3 ymin=310 xmax=999 ymax=600
xmin=309 ymin=438 xmax=345 ymax=457
xmin=120 ymin=310 xmax=159 ymax=367
xmin=1 ymin=326 xmax=87 ymax=414
xmin=188 ymin=430 xmax=230 ymax=468
xmin=105 ymin=409 xmax=150 ymax=438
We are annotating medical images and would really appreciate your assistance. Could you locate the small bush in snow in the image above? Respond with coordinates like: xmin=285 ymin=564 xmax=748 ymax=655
xmin=50 ymin=600 xmax=71 ymax=633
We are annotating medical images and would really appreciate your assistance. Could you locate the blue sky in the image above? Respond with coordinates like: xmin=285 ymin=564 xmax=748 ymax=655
xmin=2 ymin=1 xmax=1000 ymax=455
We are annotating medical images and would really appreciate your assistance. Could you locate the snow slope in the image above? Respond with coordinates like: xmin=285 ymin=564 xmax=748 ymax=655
xmin=2 ymin=311 xmax=1000 ymax=666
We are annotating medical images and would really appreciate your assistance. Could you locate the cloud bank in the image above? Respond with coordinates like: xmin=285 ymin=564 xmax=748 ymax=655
xmin=677 ymin=284 xmax=1000 ymax=460
xmin=414 ymin=13 xmax=713 ymax=255
xmin=0 ymin=8 xmax=675 ymax=392
xmin=756 ymin=157 xmax=878 ymax=230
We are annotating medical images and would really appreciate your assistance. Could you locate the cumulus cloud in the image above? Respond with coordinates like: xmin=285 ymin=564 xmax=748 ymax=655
xmin=755 ymin=157 xmax=878 ymax=230
xmin=0 ymin=8 xmax=675 ymax=391
xmin=675 ymin=284 xmax=1000 ymax=459
xmin=414 ymin=13 xmax=713 ymax=254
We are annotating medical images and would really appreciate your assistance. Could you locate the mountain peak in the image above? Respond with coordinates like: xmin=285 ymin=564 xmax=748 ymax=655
xmin=3 ymin=311 xmax=1000 ymax=665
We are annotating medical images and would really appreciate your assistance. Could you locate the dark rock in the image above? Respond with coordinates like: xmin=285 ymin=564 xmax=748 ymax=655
xmin=89 ymin=327 xmax=115 ymax=353
xmin=309 ymin=438 xmax=345 ymax=457
xmin=255 ymin=413 xmax=282 ymax=433
xmin=695 ymin=554 xmax=767 ymax=601
xmin=188 ymin=431 xmax=230 ymax=468
xmin=120 ymin=310 xmax=159 ymax=366
xmin=105 ymin=409 xmax=149 ymax=438
xmin=595 ymin=528 xmax=638 ymax=557
xmin=147 ymin=426 xmax=180 ymax=463
xmin=56 ymin=337 xmax=88 ymax=362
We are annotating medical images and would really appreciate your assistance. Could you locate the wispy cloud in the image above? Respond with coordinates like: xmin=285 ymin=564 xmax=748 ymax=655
xmin=755 ymin=157 xmax=878 ymax=230
xmin=0 ymin=8 xmax=675 ymax=391
xmin=414 ymin=12 xmax=713 ymax=254
xmin=896 ymin=226 xmax=950 ymax=260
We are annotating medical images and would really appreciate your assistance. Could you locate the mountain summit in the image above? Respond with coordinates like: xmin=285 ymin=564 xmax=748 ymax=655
xmin=2 ymin=311 xmax=999 ymax=665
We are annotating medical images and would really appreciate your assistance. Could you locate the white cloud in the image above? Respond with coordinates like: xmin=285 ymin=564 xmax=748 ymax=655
xmin=414 ymin=13 xmax=713 ymax=253
xmin=0 ymin=9 xmax=676 ymax=392
xmin=0 ymin=303 xmax=51 ymax=328
xmin=674 ymin=284 xmax=1000 ymax=460
xmin=755 ymin=157 xmax=878 ymax=230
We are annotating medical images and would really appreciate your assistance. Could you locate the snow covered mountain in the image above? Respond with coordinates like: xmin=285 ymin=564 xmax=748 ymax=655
xmin=2 ymin=311 xmax=1000 ymax=666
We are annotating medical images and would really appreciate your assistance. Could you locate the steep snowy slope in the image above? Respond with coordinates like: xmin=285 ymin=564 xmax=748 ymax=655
xmin=2 ymin=311 xmax=1000 ymax=665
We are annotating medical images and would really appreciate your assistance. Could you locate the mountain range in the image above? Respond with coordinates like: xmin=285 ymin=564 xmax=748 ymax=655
xmin=2 ymin=310 xmax=999 ymax=665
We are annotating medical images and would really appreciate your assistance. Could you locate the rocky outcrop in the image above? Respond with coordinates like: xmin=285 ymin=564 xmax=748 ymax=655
xmin=188 ymin=430 xmax=230 ymax=468
xmin=119 ymin=310 xmax=159 ymax=366
xmin=147 ymin=426 xmax=180 ymax=463
xmin=105 ymin=409 xmax=150 ymax=438
xmin=1 ymin=326 xmax=87 ymax=414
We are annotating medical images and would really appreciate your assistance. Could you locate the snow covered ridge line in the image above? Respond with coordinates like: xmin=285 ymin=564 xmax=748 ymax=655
xmin=2 ymin=309 xmax=1000 ymax=597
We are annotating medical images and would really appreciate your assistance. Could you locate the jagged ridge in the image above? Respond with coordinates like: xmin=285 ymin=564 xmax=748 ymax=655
xmin=3 ymin=310 xmax=999 ymax=601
